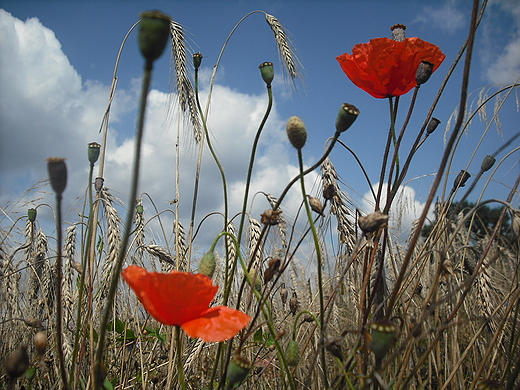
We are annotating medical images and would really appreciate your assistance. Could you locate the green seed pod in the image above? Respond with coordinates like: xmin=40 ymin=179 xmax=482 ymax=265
xmin=335 ymin=103 xmax=360 ymax=133
xmin=416 ymin=60 xmax=434 ymax=85
xmin=286 ymin=116 xmax=307 ymax=150
xmin=138 ymin=11 xmax=171 ymax=63
xmin=226 ymin=354 xmax=250 ymax=389
xmin=47 ymin=157 xmax=67 ymax=196
xmin=286 ymin=339 xmax=300 ymax=367
xmin=136 ymin=204 xmax=144 ymax=215
xmin=369 ymin=320 xmax=396 ymax=369
xmin=258 ymin=62 xmax=274 ymax=86
xmin=198 ymin=251 xmax=216 ymax=278
xmin=88 ymin=142 xmax=101 ymax=165
xmin=27 ymin=208 xmax=37 ymax=223
xmin=481 ymin=155 xmax=496 ymax=172
xmin=193 ymin=52 xmax=203 ymax=70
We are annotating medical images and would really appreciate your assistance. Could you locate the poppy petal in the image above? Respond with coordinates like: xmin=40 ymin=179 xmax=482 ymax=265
xmin=181 ymin=306 xmax=251 ymax=342
xmin=122 ymin=265 xmax=218 ymax=326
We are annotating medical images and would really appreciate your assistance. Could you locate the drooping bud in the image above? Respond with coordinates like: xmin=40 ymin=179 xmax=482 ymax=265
xmin=4 ymin=344 xmax=29 ymax=380
xmin=390 ymin=24 xmax=406 ymax=41
xmin=451 ymin=170 xmax=471 ymax=191
xmin=426 ymin=117 xmax=441 ymax=134
xmin=335 ymin=103 xmax=360 ymax=133
xmin=193 ymin=52 xmax=203 ymax=70
xmin=47 ymin=157 xmax=67 ymax=196
xmin=481 ymin=155 xmax=496 ymax=172
xmin=263 ymin=257 xmax=281 ymax=283
xmin=198 ymin=251 xmax=216 ymax=278
xmin=260 ymin=208 xmax=282 ymax=226
xmin=286 ymin=340 xmax=300 ymax=366
xmin=323 ymin=184 xmax=336 ymax=200
xmin=358 ymin=211 xmax=388 ymax=234
xmin=416 ymin=60 xmax=435 ymax=85
xmin=138 ymin=11 xmax=171 ymax=64
xmin=88 ymin=142 xmax=101 ymax=165
xmin=226 ymin=354 xmax=251 ymax=389
xmin=28 ymin=208 xmax=37 ymax=223
xmin=286 ymin=116 xmax=307 ymax=150
xmin=307 ymin=195 xmax=324 ymax=215
xmin=325 ymin=336 xmax=343 ymax=361
xmin=259 ymin=62 xmax=274 ymax=86
xmin=34 ymin=331 xmax=47 ymax=356
xmin=95 ymin=177 xmax=104 ymax=192
xmin=369 ymin=320 xmax=396 ymax=369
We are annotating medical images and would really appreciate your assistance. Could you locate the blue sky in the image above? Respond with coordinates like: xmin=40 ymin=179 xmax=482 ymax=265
xmin=1 ymin=0 xmax=519 ymax=247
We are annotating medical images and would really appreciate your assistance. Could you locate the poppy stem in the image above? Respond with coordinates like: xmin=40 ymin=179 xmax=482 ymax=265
xmin=175 ymin=326 xmax=187 ymax=390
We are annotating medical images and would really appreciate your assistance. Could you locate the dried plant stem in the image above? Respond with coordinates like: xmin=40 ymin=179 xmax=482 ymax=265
xmin=94 ymin=59 xmax=155 ymax=388
xmin=297 ymin=148 xmax=328 ymax=389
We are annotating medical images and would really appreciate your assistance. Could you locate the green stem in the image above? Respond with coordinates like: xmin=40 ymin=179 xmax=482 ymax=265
xmin=175 ymin=326 xmax=187 ymax=390
xmin=54 ymin=193 xmax=69 ymax=390
xmin=94 ymin=60 xmax=154 ymax=388
xmin=297 ymin=149 xmax=328 ymax=389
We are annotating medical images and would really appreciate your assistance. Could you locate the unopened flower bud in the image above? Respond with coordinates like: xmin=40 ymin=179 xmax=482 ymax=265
xmin=286 ymin=116 xmax=307 ymax=150
xmin=452 ymin=170 xmax=471 ymax=191
xmin=335 ymin=103 xmax=360 ymax=133
xmin=481 ymin=155 xmax=496 ymax=172
xmin=193 ymin=52 xmax=203 ymax=70
xmin=323 ymin=184 xmax=336 ymax=200
xmin=28 ymin=208 xmax=37 ymax=223
xmin=34 ymin=331 xmax=47 ymax=356
xmin=47 ymin=158 xmax=67 ymax=196
xmin=358 ymin=211 xmax=388 ymax=234
xmin=198 ymin=251 xmax=216 ymax=278
xmin=259 ymin=62 xmax=274 ymax=86
xmin=136 ymin=204 xmax=144 ymax=215
xmin=369 ymin=320 xmax=396 ymax=369
xmin=286 ymin=340 xmax=300 ymax=366
xmin=416 ymin=60 xmax=434 ymax=85
xmin=138 ymin=11 xmax=171 ymax=64
xmin=226 ymin=354 xmax=250 ymax=389
xmin=390 ymin=24 xmax=406 ymax=41
xmin=426 ymin=117 xmax=441 ymax=134
xmin=88 ymin=142 xmax=101 ymax=165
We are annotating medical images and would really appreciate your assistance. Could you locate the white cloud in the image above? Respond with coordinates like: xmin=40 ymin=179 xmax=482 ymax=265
xmin=0 ymin=10 xmax=312 ymax=253
xmin=415 ymin=0 xmax=466 ymax=34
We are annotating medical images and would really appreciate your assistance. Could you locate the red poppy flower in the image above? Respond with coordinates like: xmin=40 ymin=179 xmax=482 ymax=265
xmin=122 ymin=265 xmax=251 ymax=342
xmin=336 ymin=37 xmax=446 ymax=99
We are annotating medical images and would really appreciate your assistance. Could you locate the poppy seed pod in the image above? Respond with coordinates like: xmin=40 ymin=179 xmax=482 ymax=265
xmin=28 ymin=208 xmax=37 ymax=222
xmin=88 ymin=142 xmax=101 ymax=165
xmin=138 ymin=11 xmax=171 ymax=63
xmin=34 ymin=331 xmax=47 ymax=356
xmin=286 ymin=116 xmax=307 ymax=149
xmin=286 ymin=339 xmax=301 ymax=366
xmin=47 ymin=157 xmax=67 ymax=196
xmin=481 ymin=155 xmax=496 ymax=172
xmin=426 ymin=117 xmax=441 ymax=134
xmin=369 ymin=320 xmax=396 ymax=369
xmin=193 ymin=52 xmax=203 ymax=70
xmin=335 ymin=103 xmax=360 ymax=133
xmin=390 ymin=24 xmax=406 ymax=42
xmin=226 ymin=354 xmax=251 ymax=389
xmin=198 ymin=251 xmax=216 ymax=278
xmin=452 ymin=170 xmax=471 ymax=190
xmin=5 ymin=344 xmax=29 ymax=380
xmin=259 ymin=62 xmax=274 ymax=86
xmin=416 ymin=60 xmax=435 ymax=85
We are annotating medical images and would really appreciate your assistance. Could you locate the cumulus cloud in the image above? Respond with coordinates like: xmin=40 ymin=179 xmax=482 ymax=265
xmin=361 ymin=183 xmax=435 ymax=241
xmin=415 ymin=0 xmax=466 ymax=34
xmin=0 ymin=9 xmax=312 ymax=250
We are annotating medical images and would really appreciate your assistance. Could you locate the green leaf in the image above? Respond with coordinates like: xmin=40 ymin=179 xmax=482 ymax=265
xmin=254 ymin=328 xmax=263 ymax=343
xmin=103 ymin=378 xmax=114 ymax=390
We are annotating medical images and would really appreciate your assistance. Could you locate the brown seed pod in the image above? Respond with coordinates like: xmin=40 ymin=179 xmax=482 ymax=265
xmin=358 ymin=211 xmax=388 ymax=234
xmin=260 ymin=208 xmax=282 ymax=226
xmin=263 ymin=258 xmax=281 ymax=283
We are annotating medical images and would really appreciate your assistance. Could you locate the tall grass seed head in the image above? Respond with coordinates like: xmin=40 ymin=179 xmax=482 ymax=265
xmin=47 ymin=157 xmax=67 ymax=195
xmin=28 ymin=208 xmax=37 ymax=222
xmin=259 ymin=62 xmax=274 ymax=86
xmin=286 ymin=116 xmax=307 ymax=150
xmin=286 ymin=339 xmax=301 ymax=366
xmin=198 ymin=251 xmax=216 ymax=278
xmin=138 ymin=10 xmax=172 ymax=63
xmin=335 ymin=103 xmax=360 ymax=133
xmin=88 ymin=142 xmax=101 ymax=165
